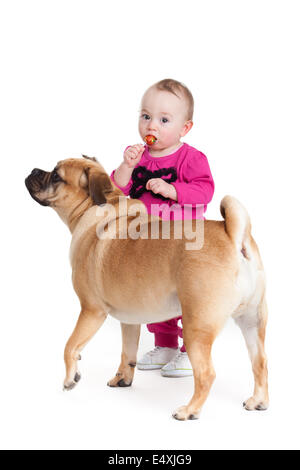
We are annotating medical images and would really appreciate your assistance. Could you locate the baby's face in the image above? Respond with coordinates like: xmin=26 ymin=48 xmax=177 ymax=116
xmin=139 ymin=87 xmax=191 ymax=152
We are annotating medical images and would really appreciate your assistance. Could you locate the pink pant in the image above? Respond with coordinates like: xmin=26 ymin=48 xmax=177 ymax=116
xmin=147 ymin=317 xmax=186 ymax=352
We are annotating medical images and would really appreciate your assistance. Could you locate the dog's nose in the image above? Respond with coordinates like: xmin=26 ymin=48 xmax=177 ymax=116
xmin=31 ymin=168 xmax=43 ymax=177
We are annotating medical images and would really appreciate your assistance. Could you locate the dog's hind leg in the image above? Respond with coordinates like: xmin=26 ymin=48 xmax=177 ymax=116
xmin=235 ymin=294 xmax=269 ymax=411
xmin=63 ymin=308 xmax=107 ymax=390
xmin=107 ymin=323 xmax=141 ymax=387
xmin=172 ymin=299 xmax=225 ymax=420
xmin=172 ymin=321 xmax=217 ymax=420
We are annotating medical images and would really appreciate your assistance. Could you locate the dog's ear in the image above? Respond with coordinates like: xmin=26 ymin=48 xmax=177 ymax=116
xmin=82 ymin=154 xmax=99 ymax=163
xmin=87 ymin=167 xmax=122 ymax=205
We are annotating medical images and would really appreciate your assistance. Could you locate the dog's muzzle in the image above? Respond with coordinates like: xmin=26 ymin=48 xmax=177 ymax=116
xmin=25 ymin=168 xmax=51 ymax=206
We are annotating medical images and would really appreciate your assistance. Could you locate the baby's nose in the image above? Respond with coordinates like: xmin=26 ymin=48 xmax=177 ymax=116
xmin=147 ymin=119 xmax=158 ymax=130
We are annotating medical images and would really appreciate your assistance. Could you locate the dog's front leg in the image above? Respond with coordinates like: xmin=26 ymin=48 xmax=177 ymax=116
xmin=107 ymin=323 xmax=141 ymax=387
xmin=63 ymin=308 xmax=107 ymax=390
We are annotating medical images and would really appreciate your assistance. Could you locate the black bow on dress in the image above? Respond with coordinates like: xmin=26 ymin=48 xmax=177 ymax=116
xmin=129 ymin=165 xmax=178 ymax=201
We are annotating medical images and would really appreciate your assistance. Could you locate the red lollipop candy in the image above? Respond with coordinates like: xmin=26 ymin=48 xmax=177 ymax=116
xmin=144 ymin=135 xmax=157 ymax=145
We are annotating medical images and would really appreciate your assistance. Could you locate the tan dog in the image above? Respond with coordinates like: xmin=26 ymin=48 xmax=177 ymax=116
xmin=25 ymin=155 xmax=269 ymax=420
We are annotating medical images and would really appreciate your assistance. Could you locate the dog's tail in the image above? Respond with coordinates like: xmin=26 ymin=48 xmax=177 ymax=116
xmin=220 ymin=196 xmax=252 ymax=259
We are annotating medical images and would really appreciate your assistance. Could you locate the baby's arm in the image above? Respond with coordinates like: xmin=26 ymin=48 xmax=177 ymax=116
xmin=113 ymin=144 xmax=144 ymax=187
xmin=172 ymin=151 xmax=214 ymax=206
xmin=111 ymin=144 xmax=144 ymax=195
xmin=144 ymin=151 xmax=214 ymax=203
xmin=113 ymin=162 xmax=134 ymax=188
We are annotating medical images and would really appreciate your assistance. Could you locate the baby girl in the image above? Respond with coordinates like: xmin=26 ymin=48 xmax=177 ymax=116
xmin=111 ymin=79 xmax=214 ymax=377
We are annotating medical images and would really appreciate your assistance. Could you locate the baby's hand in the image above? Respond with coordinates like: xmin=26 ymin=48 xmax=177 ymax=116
xmin=123 ymin=144 xmax=144 ymax=168
xmin=146 ymin=178 xmax=176 ymax=200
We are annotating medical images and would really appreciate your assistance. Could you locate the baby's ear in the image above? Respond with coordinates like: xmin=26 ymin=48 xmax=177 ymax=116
xmin=181 ymin=120 xmax=193 ymax=137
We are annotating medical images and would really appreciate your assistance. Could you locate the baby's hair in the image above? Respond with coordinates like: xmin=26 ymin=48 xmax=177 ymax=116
xmin=153 ymin=78 xmax=194 ymax=121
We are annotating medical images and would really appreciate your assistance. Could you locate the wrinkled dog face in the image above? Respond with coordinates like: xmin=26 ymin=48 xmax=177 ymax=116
xmin=25 ymin=165 xmax=66 ymax=206
xmin=25 ymin=156 xmax=114 ymax=210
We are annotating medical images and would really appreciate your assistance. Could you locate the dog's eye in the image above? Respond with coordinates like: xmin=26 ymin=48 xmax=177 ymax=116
xmin=51 ymin=170 xmax=62 ymax=183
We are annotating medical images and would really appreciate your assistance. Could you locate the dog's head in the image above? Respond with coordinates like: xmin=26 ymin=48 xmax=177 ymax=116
xmin=25 ymin=155 xmax=123 ymax=227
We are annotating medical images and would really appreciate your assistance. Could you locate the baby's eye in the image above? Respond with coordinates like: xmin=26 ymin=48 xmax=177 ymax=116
xmin=141 ymin=113 xmax=150 ymax=120
xmin=161 ymin=117 xmax=169 ymax=123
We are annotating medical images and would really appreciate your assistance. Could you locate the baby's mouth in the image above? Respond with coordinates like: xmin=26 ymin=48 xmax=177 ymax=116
xmin=144 ymin=135 xmax=157 ymax=146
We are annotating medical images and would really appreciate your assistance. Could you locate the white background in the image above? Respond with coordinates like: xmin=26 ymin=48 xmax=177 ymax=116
xmin=0 ymin=0 xmax=299 ymax=450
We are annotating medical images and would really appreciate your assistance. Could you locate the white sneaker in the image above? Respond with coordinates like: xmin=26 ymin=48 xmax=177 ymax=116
xmin=137 ymin=346 xmax=179 ymax=370
xmin=161 ymin=351 xmax=193 ymax=377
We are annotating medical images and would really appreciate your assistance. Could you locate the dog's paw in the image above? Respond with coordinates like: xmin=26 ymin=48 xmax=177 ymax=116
xmin=172 ymin=405 xmax=200 ymax=421
xmin=63 ymin=372 xmax=81 ymax=391
xmin=243 ymin=396 xmax=269 ymax=411
xmin=107 ymin=373 xmax=132 ymax=388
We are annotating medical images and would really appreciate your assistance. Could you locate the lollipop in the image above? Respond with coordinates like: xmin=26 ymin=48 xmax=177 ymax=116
xmin=144 ymin=135 xmax=157 ymax=146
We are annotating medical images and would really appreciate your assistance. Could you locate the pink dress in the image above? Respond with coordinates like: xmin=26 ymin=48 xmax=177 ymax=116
xmin=111 ymin=142 xmax=214 ymax=351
